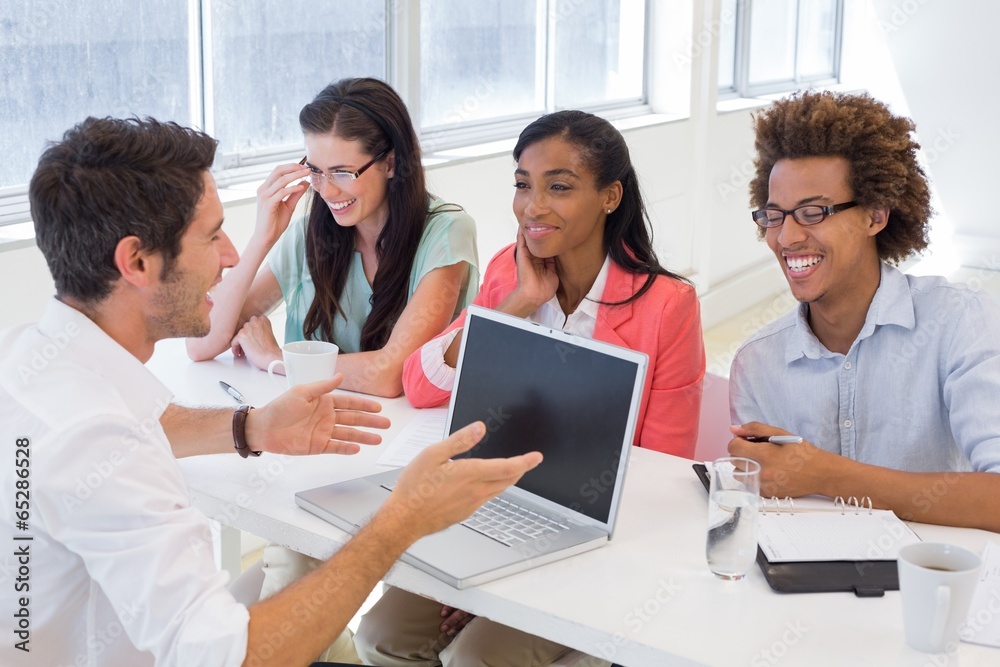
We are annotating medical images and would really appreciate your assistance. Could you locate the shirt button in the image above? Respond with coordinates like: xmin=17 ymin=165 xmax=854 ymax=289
xmin=844 ymin=361 xmax=852 ymax=370
xmin=844 ymin=419 xmax=853 ymax=428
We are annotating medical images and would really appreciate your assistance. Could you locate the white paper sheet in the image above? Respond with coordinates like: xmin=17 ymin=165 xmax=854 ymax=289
xmin=961 ymin=540 xmax=1000 ymax=648
xmin=375 ymin=408 xmax=448 ymax=467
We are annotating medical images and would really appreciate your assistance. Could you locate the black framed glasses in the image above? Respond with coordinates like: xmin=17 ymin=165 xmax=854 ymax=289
xmin=751 ymin=201 xmax=858 ymax=228
xmin=304 ymin=150 xmax=388 ymax=187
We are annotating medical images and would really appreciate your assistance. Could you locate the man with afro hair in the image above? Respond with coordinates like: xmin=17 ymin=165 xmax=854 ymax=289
xmin=728 ymin=91 xmax=1000 ymax=531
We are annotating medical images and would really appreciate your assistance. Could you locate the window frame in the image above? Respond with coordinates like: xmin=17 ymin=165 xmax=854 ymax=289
xmin=414 ymin=0 xmax=652 ymax=154
xmin=716 ymin=0 xmax=743 ymax=99
xmin=0 ymin=0 xmax=652 ymax=226
xmin=719 ymin=0 xmax=844 ymax=101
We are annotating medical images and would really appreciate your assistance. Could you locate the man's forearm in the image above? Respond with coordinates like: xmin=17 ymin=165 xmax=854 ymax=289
xmin=237 ymin=421 xmax=540 ymax=666
xmin=243 ymin=508 xmax=418 ymax=667
xmin=160 ymin=404 xmax=234 ymax=458
xmin=820 ymin=458 xmax=1000 ymax=531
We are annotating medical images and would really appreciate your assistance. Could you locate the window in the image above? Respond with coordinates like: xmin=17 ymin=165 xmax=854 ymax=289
xmin=208 ymin=0 xmax=386 ymax=170
xmin=0 ymin=0 xmax=648 ymax=224
xmin=0 ymin=0 xmax=192 ymax=193
xmin=719 ymin=0 xmax=843 ymax=99
xmin=419 ymin=1 xmax=542 ymax=130
xmin=551 ymin=0 xmax=646 ymax=109
xmin=1 ymin=0 xmax=388 ymax=221
xmin=419 ymin=0 xmax=647 ymax=149
xmin=717 ymin=0 xmax=740 ymax=95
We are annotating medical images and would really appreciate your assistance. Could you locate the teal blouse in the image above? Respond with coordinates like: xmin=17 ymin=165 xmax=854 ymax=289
xmin=267 ymin=196 xmax=479 ymax=354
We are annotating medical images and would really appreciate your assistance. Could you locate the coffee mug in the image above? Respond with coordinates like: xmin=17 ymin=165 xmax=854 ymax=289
xmin=267 ymin=341 xmax=339 ymax=388
xmin=897 ymin=542 xmax=981 ymax=653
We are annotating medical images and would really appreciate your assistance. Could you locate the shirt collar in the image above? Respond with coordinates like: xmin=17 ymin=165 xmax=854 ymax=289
xmin=38 ymin=298 xmax=173 ymax=420
xmin=786 ymin=262 xmax=916 ymax=363
xmin=865 ymin=262 xmax=916 ymax=331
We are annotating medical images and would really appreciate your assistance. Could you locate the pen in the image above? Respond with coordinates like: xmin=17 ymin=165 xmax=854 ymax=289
xmin=744 ymin=435 xmax=803 ymax=445
xmin=218 ymin=381 xmax=246 ymax=404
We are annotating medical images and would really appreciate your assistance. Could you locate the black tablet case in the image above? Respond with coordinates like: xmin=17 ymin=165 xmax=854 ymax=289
xmin=693 ymin=463 xmax=898 ymax=597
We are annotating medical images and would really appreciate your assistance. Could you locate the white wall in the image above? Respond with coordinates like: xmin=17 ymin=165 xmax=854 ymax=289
xmin=0 ymin=243 xmax=53 ymax=328
xmin=869 ymin=0 xmax=1000 ymax=270
xmin=0 ymin=0 xmax=924 ymax=332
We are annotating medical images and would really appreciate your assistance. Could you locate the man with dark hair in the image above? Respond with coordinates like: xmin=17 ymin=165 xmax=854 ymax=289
xmin=0 ymin=116 xmax=541 ymax=666
xmin=728 ymin=91 xmax=1000 ymax=532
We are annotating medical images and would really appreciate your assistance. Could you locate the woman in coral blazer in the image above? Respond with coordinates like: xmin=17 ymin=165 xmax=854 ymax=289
xmin=360 ymin=109 xmax=706 ymax=667
xmin=364 ymin=111 xmax=705 ymax=667
xmin=402 ymin=110 xmax=705 ymax=457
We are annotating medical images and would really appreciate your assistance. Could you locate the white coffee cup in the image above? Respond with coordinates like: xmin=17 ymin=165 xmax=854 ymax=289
xmin=267 ymin=341 xmax=339 ymax=388
xmin=897 ymin=542 xmax=981 ymax=653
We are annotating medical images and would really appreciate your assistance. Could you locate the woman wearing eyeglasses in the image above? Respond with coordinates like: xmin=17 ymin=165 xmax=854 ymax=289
xmin=187 ymin=77 xmax=479 ymax=399
xmin=186 ymin=78 xmax=477 ymax=664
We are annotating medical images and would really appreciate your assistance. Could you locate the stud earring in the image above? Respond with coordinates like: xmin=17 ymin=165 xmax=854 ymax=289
xmin=606 ymin=209 xmax=612 ymax=214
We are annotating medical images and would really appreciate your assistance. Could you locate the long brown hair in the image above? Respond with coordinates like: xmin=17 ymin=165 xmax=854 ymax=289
xmin=299 ymin=78 xmax=429 ymax=350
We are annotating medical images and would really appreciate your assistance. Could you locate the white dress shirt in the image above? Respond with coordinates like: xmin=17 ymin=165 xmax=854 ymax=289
xmin=420 ymin=256 xmax=611 ymax=391
xmin=0 ymin=299 xmax=249 ymax=667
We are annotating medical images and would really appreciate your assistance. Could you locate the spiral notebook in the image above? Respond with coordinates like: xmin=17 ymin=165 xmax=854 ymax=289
xmin=693 ymin=463 xmax=922 ymax=596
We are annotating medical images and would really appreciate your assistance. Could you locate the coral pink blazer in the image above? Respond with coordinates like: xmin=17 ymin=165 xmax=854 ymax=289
xmin=402 ymin=244 xmax=705 ymax=457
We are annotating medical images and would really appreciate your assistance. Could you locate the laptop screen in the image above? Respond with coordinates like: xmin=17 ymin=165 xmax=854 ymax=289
xmin=450 ymin=310 xmax=642 ymax=524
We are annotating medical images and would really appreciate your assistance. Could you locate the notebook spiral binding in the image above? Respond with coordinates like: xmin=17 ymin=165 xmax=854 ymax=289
xmin=758 ymin=495 xmax=874 ymax=515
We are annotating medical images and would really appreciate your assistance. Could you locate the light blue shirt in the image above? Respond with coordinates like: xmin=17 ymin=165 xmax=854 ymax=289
xmin=730 ymin=263 xmax=1000 ymax=474
xmin=268 ymin=196 xmax=479 ymax=354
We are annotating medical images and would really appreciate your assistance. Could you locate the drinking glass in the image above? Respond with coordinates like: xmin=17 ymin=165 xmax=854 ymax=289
xmin=706 ymin=457 xmax=761 ymax=580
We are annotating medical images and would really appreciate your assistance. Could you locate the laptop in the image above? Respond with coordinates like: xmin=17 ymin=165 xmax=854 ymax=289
xmin=295 ymin=305 xmax=649 ymax=588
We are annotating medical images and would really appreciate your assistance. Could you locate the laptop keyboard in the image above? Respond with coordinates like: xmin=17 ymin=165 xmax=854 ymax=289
xmin=461 ymin=496 xmax=570 ymax=547
xmin=380 ymin=480 xmax=572 ymax=547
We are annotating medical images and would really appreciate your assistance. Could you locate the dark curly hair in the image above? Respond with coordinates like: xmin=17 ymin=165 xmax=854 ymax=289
xmin=749 ymin=90 xmax=932 ymax=264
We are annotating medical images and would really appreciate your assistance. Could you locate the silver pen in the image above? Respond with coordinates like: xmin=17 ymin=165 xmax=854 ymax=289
xmin=218 ymin=381 xmax=246 ymax=404
xmin=744 ymin=435 xmax=803 ymax=445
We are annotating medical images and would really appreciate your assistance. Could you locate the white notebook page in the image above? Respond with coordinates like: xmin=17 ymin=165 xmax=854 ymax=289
xmin=703 ymin=462 xmax=921 ymax=562
xmin=757 ymin=510 xmax=921 ymax=562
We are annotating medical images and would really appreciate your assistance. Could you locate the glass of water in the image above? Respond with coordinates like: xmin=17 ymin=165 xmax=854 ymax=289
xmin=706 ymin=457 xmax=761 ymax=580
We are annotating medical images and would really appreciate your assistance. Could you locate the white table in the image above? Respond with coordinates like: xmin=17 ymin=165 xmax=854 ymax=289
xmin=148 ymin=339 xmax=1000 ymax=667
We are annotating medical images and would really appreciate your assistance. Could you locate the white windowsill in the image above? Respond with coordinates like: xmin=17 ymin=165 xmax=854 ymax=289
xmin=0 ymin=223 xmax=36 ymax=251
xmin=716 ymin=82 xmax=868 ymax=115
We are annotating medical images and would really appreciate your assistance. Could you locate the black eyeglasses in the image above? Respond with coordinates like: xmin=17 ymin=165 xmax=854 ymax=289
xmin=751 ymin=201 xmax=858 ymax=228
xmin=303 ymin=150 xmax=388 ymax=187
